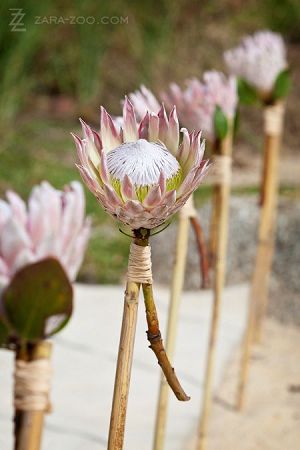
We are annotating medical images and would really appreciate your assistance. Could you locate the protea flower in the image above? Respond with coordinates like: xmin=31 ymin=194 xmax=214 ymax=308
xmin=163 ymin=72 xmax=237 ymax=141
xmin=224 ymin=30 xmax=287 ymax=96
xmin=129 ymin=72 xmax=237 ymax=142
xmin=0 ymin=181 xmax=90 ymax=290
xmin=72 ymin=98 xmax=209 ymax=230
xmin=128 ymin=85 xmax=161 ymax=118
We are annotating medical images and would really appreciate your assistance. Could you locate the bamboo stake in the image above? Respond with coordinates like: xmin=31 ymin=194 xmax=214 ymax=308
xmin=208 ymin=186 xmax=219 ymax=267
xmin=14 ymin=341 xmax=52 ymax=450
xmin=107 ymin=231 xmax=147 ymax=450
xmin=236 ymin=102 xmax=284 ymax=410
xmin=196 ymin=127 xmax=233 ymax=450
xmin=152 ymin=206 xmax=190 ymax=450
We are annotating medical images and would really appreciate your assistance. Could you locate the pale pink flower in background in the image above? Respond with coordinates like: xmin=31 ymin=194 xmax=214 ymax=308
xmin=162 ymin=71 xmax=237 ymax=141
xmin=128 ymin=85 xmax=161 ymax=118
xmin=0 ymin=181 xmax=91 ymax=290
xmin=224 ymin=30 xmax=287 ymax=94
xmin=73 ymin=98 xmax=209 ymax=230
xmin=129 ymin=72 xmax=237 ymax=141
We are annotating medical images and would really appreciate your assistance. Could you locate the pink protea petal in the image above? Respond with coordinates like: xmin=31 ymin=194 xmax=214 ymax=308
xmin=166 ymin=106 xmax=179 ymax=155
xmin=71 ymin=133 xmax=87 ymax=165
xmin=123 ymin=97 xmax=138 ymax=142
xmin=158 ymin=171 xmax=166 ymax=197
xmin=157 ymin=105 xmax=169 ymax=145
xmin=78 ymin=121 xmax=101 ymax=167
xmin=183 ymin=131 xmax=202 ymax=173
xmin=161 ymin=82 xmax=182 ymax=109
xmin=100 ymin=106 xmax=122 ymax=151
xmin=6 ymin=191 xmax=27 ymax=226
xmin=12 ymin=248 xmax=35 ymax=274
xmin=124 ymin=200 xmax=144 ymax=215
xmin=92 ymin=130 xmax=103 ymax=152
xmin=121 ymin=175 xmax=136 ymax=201
xmin=64 ymin=218 xmax=91 ymax=281
xmin=99 ymin=150 xmax=110 ymax=185
xmin=72 ymin=134 xmax=101 ymax=184
xmin=104 ymin=184 xmax=122 ymax=207
xmin=177 ymin=128 xmax=191 ymax=167
xmin=28 ymin=196 xmax=47 ymax=248
xmin=162 ymin=189 xmax=176 ymax=207
xmin=79 ymin=118 xmax=94 ymax=140
xmin=177 ymin=166 xmax=198 ymax=197
xmin=76 ymin=165 xmax=99 ymax=194
xmin=69 ymin=181 xmax=86 ymax=232
xmin=149 ymin=113 xmax=159 ymax=141
xmin=138 ymin=112 xmax=150 ymax=140
xmin=0 ymin=200 xmax=11 ymax=231
xmin=143 ymin=185 xmax=162 ymax=208
xmin=0 ymin=217 xmax=31 ymax=268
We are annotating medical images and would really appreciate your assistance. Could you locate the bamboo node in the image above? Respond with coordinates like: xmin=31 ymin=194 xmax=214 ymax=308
xmin=205 ymin=155 xmax=232 ymax=185
xmin=14 ymin=359 xmax=52 ymax=411
xmin=127 ymin=242 xmax=152 ymax=284
xmin=263 ymin=103 xmax=284 ymax=136
xmin=147 ymin=331 xmax=162 ymax=343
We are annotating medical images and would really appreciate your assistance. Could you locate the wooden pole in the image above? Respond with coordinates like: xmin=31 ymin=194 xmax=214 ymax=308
xmin=196 ymin=126 xmax=233 ymax=450
xmin=152 ymin=205 xmax=190 ymax=450
xmin=236 ymin=102 xmax=284 ymax=410
xmin=14 ymin=341 xmax=52 ymax=450
xmin=107 ymin=231 xmax=150 ymax=450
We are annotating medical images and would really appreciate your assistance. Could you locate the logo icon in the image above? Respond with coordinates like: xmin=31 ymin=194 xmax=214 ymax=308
xmin=9 ymin=8 xmax=26 ymax=32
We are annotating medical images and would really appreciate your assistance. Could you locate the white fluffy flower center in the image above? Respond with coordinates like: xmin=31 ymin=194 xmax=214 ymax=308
xmin=106 ymin=139 xmax=180 ymax=187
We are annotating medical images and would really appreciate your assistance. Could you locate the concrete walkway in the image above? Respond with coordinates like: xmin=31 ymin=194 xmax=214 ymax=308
xmin=0 ymin=283 xmax=248 ymax=450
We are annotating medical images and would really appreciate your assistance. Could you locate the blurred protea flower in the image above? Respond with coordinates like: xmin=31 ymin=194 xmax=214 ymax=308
xmin=0 ymin=181 xmax=90 ymax=290
xmin=162 ymin=72 xmax=237 ymax=141
xmin=129 ymin=72 xmax=237 ymax=141
xmin=224 ymin=30 xmax=287 ymax=96
xmin=128 ymin=85 xmax=161 ymax=118
xmin=73 ymin=98 xmax=209 ymax=230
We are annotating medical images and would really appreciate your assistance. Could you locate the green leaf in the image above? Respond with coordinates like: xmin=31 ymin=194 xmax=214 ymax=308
xmin=237 ymin=78 xmax=258 ymax=105
xmin=272 ymin=69 xmax=291 ymax=100
xmin=214 ymin=106 xmax=228 ymax=140
xmin=3 ymin=258 xmax=73 ymax=341
xmin=233 ymin=108 xmax=240 ymax=137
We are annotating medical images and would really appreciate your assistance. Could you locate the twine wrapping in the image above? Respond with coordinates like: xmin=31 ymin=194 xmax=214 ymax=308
xmin=180 ymin=195 xmax=197 ymax=219
xmin=127 ymin=243 xmax=152 ymax=284
xmin=14 ymin=359 xmax=52 ymax=411
xmin=205 ymin=155 xmax=232 ymax=185
xmin=263 ymin=103 xmax=284 ymax=136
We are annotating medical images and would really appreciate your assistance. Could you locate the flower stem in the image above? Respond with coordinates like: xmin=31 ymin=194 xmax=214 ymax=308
xmin=14 ymin=341 xmax=52 ymax=450
xmin=142 ymin=282 xmax=190 ymax=401
xmin=190 ymin=216 xmax=210 ymax=289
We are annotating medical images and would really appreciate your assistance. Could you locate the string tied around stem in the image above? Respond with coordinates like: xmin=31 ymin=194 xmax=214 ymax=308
xmin=14 ymin=358 xmax=52 ymax=411
xmin=263 ymin=102 xmax=284 ymax=136
xmin=206 ymin=154 xmax=232 ymax=185
xmin=127 ymin=242 xmax=152 ymax=284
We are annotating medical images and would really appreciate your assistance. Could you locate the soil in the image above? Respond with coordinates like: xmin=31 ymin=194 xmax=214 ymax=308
xmin=187 ymin=318 xmax=300 ymax=450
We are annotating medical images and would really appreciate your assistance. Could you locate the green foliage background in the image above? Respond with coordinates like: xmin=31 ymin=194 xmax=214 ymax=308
xmin=0 ymin=0 xmax=299 ymax=283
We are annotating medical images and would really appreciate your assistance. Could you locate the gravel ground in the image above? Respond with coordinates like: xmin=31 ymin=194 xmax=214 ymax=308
xmin=151 ymin=196 xmax=300 ymax=327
